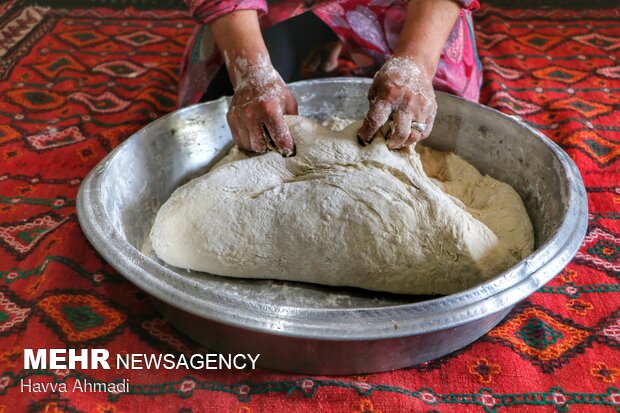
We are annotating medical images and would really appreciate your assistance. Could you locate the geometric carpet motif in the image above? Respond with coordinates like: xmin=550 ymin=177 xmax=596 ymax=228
xmin=92 ymin=60 xmax=147 ymax=78
xmin=532 ymin=66 xmax=589 ymax=84
xmin=573 ymin=33 xmax=620 ymax=51
xmin=488 ymin=305 xmax=593 ymax=372
xmin=515 ymin=32 xmax=564 ymax=51
xmin=0 ymin=125 xmax=21 ymax=146
xmin=0 ymin=212 xmax=68 ymax=260
xmin=25 ymin=126 xmax=87 ymax=151
xmin=487 ymin=90 xmax=542 ymax=115
xmin=116 ymin=30 xmax=165 ymax=47
xmin=30 ymin=54 xmax=86 ymax=79
xmin=575 ymin=226 xmax=620 ymax=277
xmin=57 ymin=30 xmax=108 ymax=47
xmin=596 ymin=308 xmax=620 ymax=351
xmin=6 ymin=88 xmax=67 ymax=111
xmin=0 ymin=287 xmax=31 ymax=336
xmin=0 ymin=1 xmax=618 ymax=412
xmin=69 ymin=92 xmax=131 ymax=113
xmin=563 ymin=130 xmax=620 ymax=167
xmin=36 ymin=292 xmax=126 ymax=344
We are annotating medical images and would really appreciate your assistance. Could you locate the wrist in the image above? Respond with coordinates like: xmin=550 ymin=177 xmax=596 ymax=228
xmin=391 ymin=50 xmax=437 ymax=78
xmin=225 ymin=51 xmax=273 ymax=89
xmin=210 ymin=10 xmax=271 ymax=87
xmin=229 ymin=54 xmax=281 ymax=92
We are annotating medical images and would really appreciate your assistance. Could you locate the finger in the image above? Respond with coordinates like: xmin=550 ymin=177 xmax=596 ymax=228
xmin=386 ymin=111 xmax=413 ymax=150
xmin=404 ymin=129 xmax=423 ymax=146
xmin=405 ymin=98 xmax=437 ymax=146
xmin=264 ymin=116 xmax=295 ymax=157
xmin=236 ymin=124 xmax=254 ymax=152
xmin=284 ymin=94 xmax=298 ymax=115
xmin=409 ymin=118 xmax=433 ymax=145
xmin=320 ymin=42 xmax=342 ymax=72
xmin=400 ymin=96 xmax=428 ymax=146
xmin=367 ymin=83 xmax=378 ymax=102
xmin=357 ymin=100 xmax=391 ymax=145
xmin=227 ymin=111 xmax=250 ymax=151
xmin=247 ymin=122 xmax=268 ymax=153
xmin=303 ymin=50 xmax=322 ymax=73
xmin=301 ymin=49 xmax=316 ymax=68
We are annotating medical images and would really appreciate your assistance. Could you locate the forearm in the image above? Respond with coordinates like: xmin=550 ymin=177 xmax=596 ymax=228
xmin=393 ymin=0 xmax=461 ymax=77
xmin=210 ymin=10 xmax=269 ymax=87
xmin=210 ymin=10 xmax=296 ymax=155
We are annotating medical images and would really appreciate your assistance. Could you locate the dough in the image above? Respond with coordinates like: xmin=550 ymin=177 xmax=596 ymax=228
xmin=150 ymin=116 xmax=534 ymax=295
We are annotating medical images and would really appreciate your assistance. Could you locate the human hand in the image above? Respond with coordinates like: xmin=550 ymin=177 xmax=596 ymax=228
xmin=301 ymin=41 xmax=343 ymax=76
xmin=357 ymin=57 xmax=437 ymax=149
xmin=227 ymin=56 xmax=298 ymax=156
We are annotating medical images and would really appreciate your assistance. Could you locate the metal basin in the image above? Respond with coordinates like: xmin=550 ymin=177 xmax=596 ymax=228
xmin=77 ymin=78 xmax=587 ymax=374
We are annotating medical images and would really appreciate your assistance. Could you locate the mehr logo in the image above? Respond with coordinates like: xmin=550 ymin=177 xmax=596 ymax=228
xmin=24 ymin=349 xmax=110 ymax=369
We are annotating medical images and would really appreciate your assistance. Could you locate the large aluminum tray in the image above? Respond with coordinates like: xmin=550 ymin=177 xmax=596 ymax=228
xmin=77 ymin=78 xmax=587 ymax=374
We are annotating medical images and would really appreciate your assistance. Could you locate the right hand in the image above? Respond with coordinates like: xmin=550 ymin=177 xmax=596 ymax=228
xmin=227 ymin=57 xmax=298 ymax=156
xmin=357 ymin=56 xmax=437 ymax=150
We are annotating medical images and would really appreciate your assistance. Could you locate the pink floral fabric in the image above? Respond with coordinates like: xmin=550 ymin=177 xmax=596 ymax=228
xmin=178 ymin=0 xmax=482 ymax=107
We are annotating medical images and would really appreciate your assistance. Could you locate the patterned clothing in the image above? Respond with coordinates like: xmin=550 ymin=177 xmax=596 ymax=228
xmin=178 ymin=0 xmax=483 ymax=107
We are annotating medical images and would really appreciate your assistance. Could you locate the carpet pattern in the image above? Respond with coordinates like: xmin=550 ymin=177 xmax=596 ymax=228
xmin=0 ymin=1 xmax=619 ymax=412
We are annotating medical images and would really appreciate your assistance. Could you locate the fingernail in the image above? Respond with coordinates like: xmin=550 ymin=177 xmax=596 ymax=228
xmin=280 ymin=145 xmax=295 ymax=157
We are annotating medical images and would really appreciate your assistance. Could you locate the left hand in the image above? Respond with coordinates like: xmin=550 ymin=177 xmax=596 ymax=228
xmin=357 ymin=57 xmax=437 ymax=149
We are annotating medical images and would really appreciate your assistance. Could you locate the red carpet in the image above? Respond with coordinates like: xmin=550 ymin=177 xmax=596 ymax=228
xmin=0 ymin=1 xmax=619 ymax=411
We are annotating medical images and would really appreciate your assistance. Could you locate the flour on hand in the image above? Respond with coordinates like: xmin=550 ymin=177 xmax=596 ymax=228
xmin=150 ymin=116 xmax=534 ymax=295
